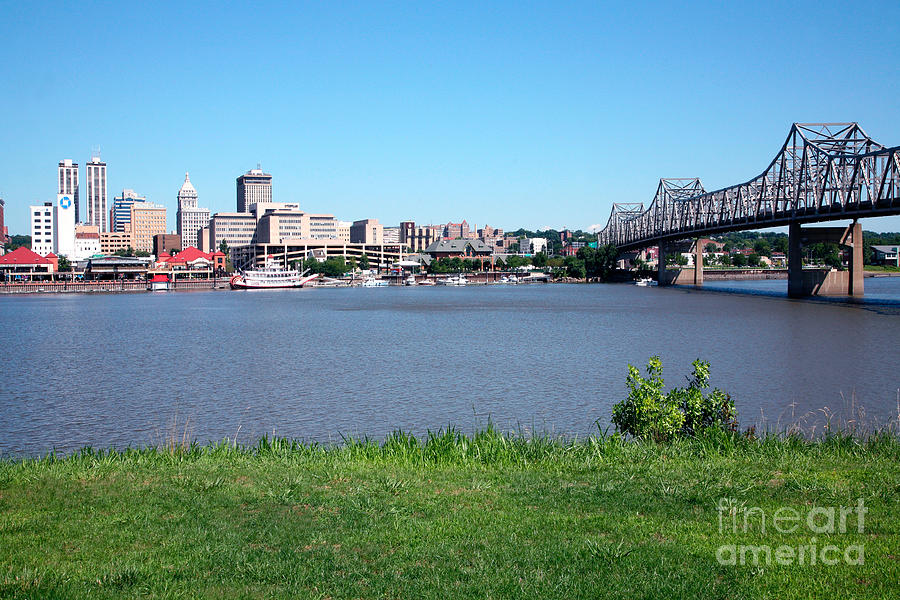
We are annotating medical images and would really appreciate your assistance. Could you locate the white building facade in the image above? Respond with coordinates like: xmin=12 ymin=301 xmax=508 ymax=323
xmin=176 ymin=173 xmax=210 ymax=250
xmin=30 ymin=203 xmax=55 ymax=255
xmin=55 ymin=193 xmax=76 ymax=258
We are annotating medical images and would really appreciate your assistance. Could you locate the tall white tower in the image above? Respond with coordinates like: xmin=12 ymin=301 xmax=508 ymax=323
xmin=55 ymin=193 xmax=76 ymax=258
xmin=177 ymin=172 xmax=210 ymax=249
xmin=86 ymin=151 xmax=108 ymax=232
xmin=57 ymin=159 xmax=80 ymax=223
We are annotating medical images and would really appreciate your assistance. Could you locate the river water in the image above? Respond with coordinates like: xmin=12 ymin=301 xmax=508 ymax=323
xmin=2 ymin=280 xmax=899 ymax=456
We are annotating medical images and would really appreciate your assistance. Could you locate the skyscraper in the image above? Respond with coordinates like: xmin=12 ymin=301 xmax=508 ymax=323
xmin=86 ymin=153 xmax=108 ymax=231
xmin=111 ymin=189 xmax=146 ymax=233
xmin=58 ymin=159 xmax=80 ymax=223
xmin=176 ymin=172 xmax=210 ymax=250
xmin=236 ymin=166 xmax=272 ymax=212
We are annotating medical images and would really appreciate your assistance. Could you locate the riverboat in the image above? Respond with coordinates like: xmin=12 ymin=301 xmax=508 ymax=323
xmin=635 ymin=278 xmax=658 ymax=287
xmin=229 ymin=258 xmax=319 ymax=290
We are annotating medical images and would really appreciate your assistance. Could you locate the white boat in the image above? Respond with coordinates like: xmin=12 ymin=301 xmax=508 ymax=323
xmin=418 ymin=279 xmax=436 ymax=286
xmin=361 ymin=277 xmax=389 ymax=287
xmin=404 ymin=275 xmax=418 ymax=286
xmin=230 ymin=257 xmax=319 ymax=290
xmin=437 ymin=274 xmax=468 ymax=286
xmin=634 ymin=278 xmax=658 ymax=287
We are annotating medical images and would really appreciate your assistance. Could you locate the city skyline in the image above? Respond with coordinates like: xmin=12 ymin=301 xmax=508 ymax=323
xmin=2 ymin=2 xmax=900 ymax=234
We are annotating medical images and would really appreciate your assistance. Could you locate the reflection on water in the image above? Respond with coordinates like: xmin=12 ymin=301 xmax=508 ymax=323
xmin=1 ymin=280 xmax=899 ymax=456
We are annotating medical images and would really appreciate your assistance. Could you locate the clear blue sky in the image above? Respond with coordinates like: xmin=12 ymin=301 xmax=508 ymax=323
xmin=2 ymin=1 xmax=899 ymax=235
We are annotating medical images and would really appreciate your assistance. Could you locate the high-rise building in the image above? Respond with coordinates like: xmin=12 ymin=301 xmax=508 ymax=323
xmin=236 ymin=166 xmax=272 ymax=212
xmin=58 ymin=159 xmax=80 ymax=223
xmin=129 ymin=202 xmax=167 ymax=253
xmin=0 ymin=198 xmax=6 ymax=251
xmin=176 ymin=173 xmax=210 ymax=249
xmin=30 ymin=202 xmax=55 ymax=255
xmin=86 ymin=153 xmax=108 ymax=231
xmin=111 ymin=189 xmax=146 ymax=233
xmin=55 ymin=193 xmax=76 ymax=259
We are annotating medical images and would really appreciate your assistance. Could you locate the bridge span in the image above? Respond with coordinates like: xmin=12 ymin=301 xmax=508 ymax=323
xmin=595 ymin=123 xmax=900 ymax=297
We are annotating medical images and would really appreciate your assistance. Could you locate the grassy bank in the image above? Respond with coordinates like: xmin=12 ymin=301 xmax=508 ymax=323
xmin=1 ymin=429 xmax=898 ymax=599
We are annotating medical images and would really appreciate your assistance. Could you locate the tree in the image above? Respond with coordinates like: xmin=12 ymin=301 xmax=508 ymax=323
xmin=564 ymin=256 xmax=585 ymax=279
xmin=578 ymin=244 xmax=618 ymax=281
xmin=359 ymin=253 xmax=369 ymax=270
xmin=532 ymin=252 xmax=548 ymax=268
xmin=135 ymin=250 xmax=150 ymax=258
xmin=57 ymin=256 xmax=72 ymax=272
xmin=731 ymin=253 xmax=747 ymax=267
xmin=753 ymin=239 xmax=771 ymax=257
xmin=494 ymin=257 xmax=506 ymax=270
xmin=747 ymin=253 xmax=761 ymax=267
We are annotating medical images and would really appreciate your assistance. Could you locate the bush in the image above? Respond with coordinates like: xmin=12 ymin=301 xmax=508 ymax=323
xmin=611 ymin=357 xmax=737 ymax=441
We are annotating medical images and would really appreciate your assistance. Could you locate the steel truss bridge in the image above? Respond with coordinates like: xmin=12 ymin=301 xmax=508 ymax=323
xmin=597 ymin=123 xmax=900 ymax=252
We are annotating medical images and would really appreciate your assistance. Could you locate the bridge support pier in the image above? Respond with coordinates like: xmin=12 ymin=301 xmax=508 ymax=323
xmin=657 ymin=241 xmax=669 ymax=286
xmin=693 ymin=239 xmax=704 ymax=286
xmin=788 ymin=221 xmax=863 ymax=298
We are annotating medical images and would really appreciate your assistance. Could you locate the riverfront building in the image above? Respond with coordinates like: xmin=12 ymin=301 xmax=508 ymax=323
xmin=176 ymin=173 xmax=210 ymax=250
xmin=153 ymin=233 xmax=182 ymax=256
xmin=58 ymin=159 xmax=80 ymax=223
xmin=85 ymin=154 xmax=108 ymax=231
xmin=236 ymin=167 xmax=272 ymax=213
xmin=0 ymin=247 xmax=56 ymax=280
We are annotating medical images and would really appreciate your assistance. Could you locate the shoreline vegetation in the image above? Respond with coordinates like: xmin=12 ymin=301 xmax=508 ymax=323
xmin=2 ymin=426 xmax=898 ymax=598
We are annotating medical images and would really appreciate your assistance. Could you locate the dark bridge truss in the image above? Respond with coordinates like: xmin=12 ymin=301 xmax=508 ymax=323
xmin=597 ymin=123 xmax=900 ymax=252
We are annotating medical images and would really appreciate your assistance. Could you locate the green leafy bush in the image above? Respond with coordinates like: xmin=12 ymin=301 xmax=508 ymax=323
xmin=611 ymin=357 xmax=737 ymax=441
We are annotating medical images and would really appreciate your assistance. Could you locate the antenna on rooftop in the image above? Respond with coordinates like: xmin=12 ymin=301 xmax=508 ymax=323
xmin=91 ymin=145 xmax=102 ymax=162
xmin=257 ymin=162 xmax=261 ymax=170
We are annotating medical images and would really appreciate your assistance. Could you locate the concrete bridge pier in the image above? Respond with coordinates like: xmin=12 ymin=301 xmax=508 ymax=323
xmin=693 ymin=239 xmax=705 ymax=286
xmin=657 ymin=240 xmax=669 ymax=286
xmin=787 ymin=221 xmax=864 ymax=298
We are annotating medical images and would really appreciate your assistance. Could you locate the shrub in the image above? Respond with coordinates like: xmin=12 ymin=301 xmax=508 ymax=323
xmin=611 ymin=357 xmax=737 ymax=441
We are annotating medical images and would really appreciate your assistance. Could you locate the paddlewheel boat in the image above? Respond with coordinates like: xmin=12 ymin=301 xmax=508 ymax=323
xmin=230 ymin=257 xmax=319 ymax=290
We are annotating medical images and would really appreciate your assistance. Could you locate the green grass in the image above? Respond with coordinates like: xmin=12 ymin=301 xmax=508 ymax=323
xmin=1 ymin=428 xmax=898 ymax=599
xmin=864 ymin=265 xmax=900 ymax=273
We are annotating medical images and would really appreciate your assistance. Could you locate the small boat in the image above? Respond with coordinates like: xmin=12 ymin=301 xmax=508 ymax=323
xmin=418 ymin=279 xmax=436 ymax=286
xmin=404 ymin=275 xmax=418 ymax=286
xmin=361 ymin=277 xmax=389 ymax=287
xmin=148 ymin=274 xmax=172 ymax=291
xmin=230 ymin=257 xmax=319 ymax=290
xmin=437 ymin=274 xmax=467 ymax=286
xmin=634 ymin=278 xmax=658 ymax=287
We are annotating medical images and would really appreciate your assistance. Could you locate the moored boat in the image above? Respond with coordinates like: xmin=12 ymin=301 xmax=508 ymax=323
xmin=230 ymin=257 xmax=319 ymax=290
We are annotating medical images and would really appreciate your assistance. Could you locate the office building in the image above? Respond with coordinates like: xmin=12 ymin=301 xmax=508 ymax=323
xmin=30 ymin=202 xmax=55 ymax=255
xmin=153 ymin=233 xmax=182 ymax=256
xmin=55 ymin=193 xmax=76 ymax=259
xmin=382 ymin=226 xmax=400 ymax=243
xmin=208 ymin=212 xmax=257 ymax=250
xmin=130 ymin=202 xmax=167 ymax=253
xmin=58 ymin=159 xmax=80 ymax=223
xmin=86 ymin=154 xmax=108 ymax=231
xmin=100 ymin=231 xmax=132 ymax=254
xmin=254 ymin=209 xmax=339 ymax=244
xmin=236 ymin=166 xmax=272 ymax=212
xmin=400 ymin=221 xmax=442 ymax=253
xmin=111 ymin=189 xmax=146 ymax=233
xmin=176 ymin=172 xmax=210 ymax=250
xmin=0 ymin=198 xmax=5 ymax=252
xmin=351 ymin=219 xmax=382 ymax=244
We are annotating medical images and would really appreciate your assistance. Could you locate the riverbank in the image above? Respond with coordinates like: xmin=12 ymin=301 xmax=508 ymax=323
xmin=1 ymin=430 xmax=897 ymax=599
